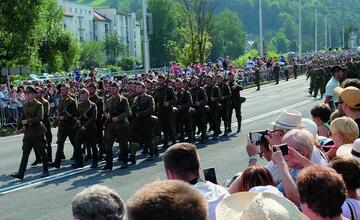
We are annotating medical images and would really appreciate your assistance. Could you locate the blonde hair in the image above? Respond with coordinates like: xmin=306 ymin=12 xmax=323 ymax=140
xmin=330 ymin=116 xmax=359 ymax=144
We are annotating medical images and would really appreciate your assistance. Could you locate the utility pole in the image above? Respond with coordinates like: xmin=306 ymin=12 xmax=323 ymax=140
xmin=325 ymin=15 xmax=328 ymax=49
xmin=259 ymin=0 xmax=264 ymax=56
xmin=142 ymin=0 xmax=150 ymax=73
xmin=315 ymin=8 xmax=318 ymax=52
xmin=329 ymin=19 xmax=332 ymax=48
xmin=298 ymin=0 xmax=302 ymax=58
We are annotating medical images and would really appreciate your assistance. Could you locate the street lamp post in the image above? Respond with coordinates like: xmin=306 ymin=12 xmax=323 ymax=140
xmin=142 ymin=0 xmax=150 ymax=73
xmin=315 ymin=8 xmax=318 ymax=52
xmin=259 ymin=0 xmax=264 ymax=56
xmin=298 ymin=0 xmax=302 ymax=58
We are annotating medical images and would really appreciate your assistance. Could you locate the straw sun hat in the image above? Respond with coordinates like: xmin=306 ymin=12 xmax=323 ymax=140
xmin=216 ymin=192 xmax=309 ymax=220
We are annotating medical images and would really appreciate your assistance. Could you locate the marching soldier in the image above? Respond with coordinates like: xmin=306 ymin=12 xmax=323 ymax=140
xmin=254 ymin=66 xmax=261 ymax=91
xmin=87 ymin=83 xmax=105 ymax=160
xmin=31 ymin=87 xmax=52 ymax=165
xmin=72 ymin=89 xmax=98 ymax=169
xmin=154 ymin=74 xmax=177 ymax=148
xmin=189 ymin=76 xmax=208 ymax=142
xmin=227 ymin=72 xmax=244 ymax=133
xmin=11 ymin=86 xmax=49 ymax=180
xmin=204 ymin=75 xmax=221 ymax=139
xmin=174 ymin=78 xmax=193 ymax=142
xmin=216 ymin=74 xmax=232 ymax=136
xmin=273 ymin=62 xmax=280 ymax=84
xmin=52 ymin=83 xmax=78 ymax=169
xmin=131 ymin=82 xmax=156 ymax=161
xmin=102 ymin=82 xmax=131 ymax=170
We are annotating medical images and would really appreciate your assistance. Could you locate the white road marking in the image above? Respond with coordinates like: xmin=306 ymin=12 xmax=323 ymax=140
xmin=0 ymin=98 xmax=314 ymax=196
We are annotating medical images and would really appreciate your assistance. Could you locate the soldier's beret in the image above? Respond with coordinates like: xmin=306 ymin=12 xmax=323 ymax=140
xmin=228 ymin=72 xmax=234 ymax=76
xmin=111 ymin=82 xmax=119 ymax=88
xmin=330 ymin=65 xmax=343 ymax=73
xmin=61 ymin=83 xmax=70 ymax=88
xmin=205 ymin=74 xmax=213 ymax=79
xmin=87 ymin=82 xmax=96 ymax=89
xmin=26 ymin=86 xmax=37 ymax=94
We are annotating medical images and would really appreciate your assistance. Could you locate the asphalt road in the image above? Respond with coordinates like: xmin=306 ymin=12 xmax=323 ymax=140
xmin=0 ymin=75 xmax=322 ymax=220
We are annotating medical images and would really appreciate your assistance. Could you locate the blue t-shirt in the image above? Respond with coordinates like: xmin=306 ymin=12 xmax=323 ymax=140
xmin=325 ymin=77 xmax=340 ymax=102
xmin=276 ymin=168 xmax=301 ymax=195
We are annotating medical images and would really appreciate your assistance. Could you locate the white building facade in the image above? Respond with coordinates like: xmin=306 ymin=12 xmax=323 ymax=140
xmin=58 ymin=0 xmax=94 ymax=43
xmin=56 ymin=0 xmax=142 ymax=59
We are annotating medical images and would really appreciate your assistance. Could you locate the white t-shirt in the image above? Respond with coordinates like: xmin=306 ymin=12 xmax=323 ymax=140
xmin=194 ymin=181 xmax=229 ymax=220
xmin=342 ymin=198 xmax=360 ymax=220
xmin=325 ymin=77 xmax=340 ymax=102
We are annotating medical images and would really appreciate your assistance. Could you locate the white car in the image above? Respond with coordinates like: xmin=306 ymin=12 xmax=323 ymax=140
xmin=29 ymin=74 xmax=50 ymax=82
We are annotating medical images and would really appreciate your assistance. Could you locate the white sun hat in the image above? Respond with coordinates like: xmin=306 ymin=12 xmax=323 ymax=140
xmin=270 ymin=109 xmax=304 ymax=130
xmin=216 ymin=192 xmax=309 ymax=220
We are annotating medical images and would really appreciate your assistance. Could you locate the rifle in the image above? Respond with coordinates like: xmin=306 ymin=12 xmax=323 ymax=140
xmin=53 ymin=101 xmax=73 ymax=127
xmin=73 ymin=104 xmax=94 ymax=130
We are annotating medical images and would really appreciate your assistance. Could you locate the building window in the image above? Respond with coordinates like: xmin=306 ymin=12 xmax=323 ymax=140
xmin=75 ymin=8 xmax=77 ymax=13
xmin=80 ymin=9 xmax=82 ymax=14
xmin=69 ymin=7 xmax=72 ymax=12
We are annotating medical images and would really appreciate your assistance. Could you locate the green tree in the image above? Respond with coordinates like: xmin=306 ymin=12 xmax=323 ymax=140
xmin=210 ymin=9 xmax=246 ymax=60
xmin=0 ymin=0 xmax=44 ymax=70
xmin=179 ymin=0 xmax=217 ymax=63
xmin=269 ymin=32 xmax=290 ymax=53
xmin=118 ymin=57 xmax=135 ymax=71
xmin=148 ymin=0 xmax=178 ymax=67
xmin=104 ymin=33 xmax=126 ymax=65
xmin=80 ymin=41 xmax=105 ymax=68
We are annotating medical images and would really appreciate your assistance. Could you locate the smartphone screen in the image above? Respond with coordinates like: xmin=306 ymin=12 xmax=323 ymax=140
xmin=249 ymin=130 xmax=269 ymax=149
xmin=203 ymin=168 xmax=217 ymax=184
xmin=273 ymin=144 xmax=288 ymax=155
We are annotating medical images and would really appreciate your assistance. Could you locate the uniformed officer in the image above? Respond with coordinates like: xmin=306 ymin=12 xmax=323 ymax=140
xmin=52 ymin=83 xmax=78 ymax=169
xmin=227 ymin=72 xmax=244 ymax=133
xmin=102 ymin=82 xmax=131 ymax=170
xmin=154 ymin=74 xmax=177 ymax=148
xmin=273 ymin=63 xmax=280 ymax=84
xmin=216 ymin=74 xmax=232 ymax=136
xmin=204 ymin=75 xmax=221 ymax=139
xmin=72 ymin=89 xmax=98 ymax=169
xmin=189 ymin=76 xmax=208 ymax=142
xmin=31 ymin=87 xmax=52 ymax=165
xmin=11 ymin=86 xmax=49 ymax=180
xmin=87 ymin=83 xmax=105 ymax=161
xmin=174 ymin=78 xmax=193 ymax=142
xmin=254 ymin=67 xmax=261 ymax=91
xmin=131 ymin=82 xmax=156 ymax=161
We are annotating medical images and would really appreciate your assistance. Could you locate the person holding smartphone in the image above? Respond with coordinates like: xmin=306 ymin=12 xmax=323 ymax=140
xmin=163 ymin=143 xmax=229 ymax=220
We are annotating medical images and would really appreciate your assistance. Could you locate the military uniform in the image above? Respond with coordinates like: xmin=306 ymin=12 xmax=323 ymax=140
xmin=190 ymin=86 xmax=208 ymax=141
xmin=89 ymin=94 xmax=104 ymax=159
xmin=254 ymin=68 xmax=261 ymax=91
xmin=154 ymin=85 xmax=177 ymax=147
xmin=273 ymin=64 xmax=280 ymax=84
xmin=53 ymin=95 xmax=78 ymax=168
xmin=103 ymin=94 xmax=131 ymax=169
xmin=34 ymin=97 xmax=52 ymax=163
xmin=73 ymin=100 xmax=98 ymax=168
xmin=228 ymin=80 xmax=243 ymax=132
xmin=204 ymin=83 xmax=221 ymax=137
xmin=13 ymin=99 xmax=48 ymax=179
xmin=131 ymin=93 xmax=156 ymax=160
xmin=293 ymin=64 xmax=298 ymax=79
xmin=175 ymin=88 xmax=193 ymax=142
xmin=218 ymin=82 xmax=232 ymax=133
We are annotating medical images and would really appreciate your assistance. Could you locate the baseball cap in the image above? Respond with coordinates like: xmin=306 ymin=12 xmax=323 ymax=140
xmin=334 ymin=86 xmax=360 ymax=109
